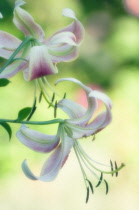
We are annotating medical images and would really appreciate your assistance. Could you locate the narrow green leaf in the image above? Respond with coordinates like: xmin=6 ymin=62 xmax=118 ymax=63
xmin=39 ymin=91 xmax=43 ymax=103
xmin=0 ymin=122 xmax=12 ymax=140
xmin=0 ymin=78 xmax=10 ymax=87
xmin=115 ymin=161 xmax=118 ymax=177
xmin=104 ymin=180 xmax=109 ymax=194
xmin=96 ymin=172 xmax=103 ymax=187
xmin=86 ymin=179 xmax=94 ymax=194
xmin=86 ymin=187 xmax=90 ymax=203
xmin=110 ymin=160 xmax=114 ymax=176
xmin=27 ymin=98 xmax=37 ymax=121
xmin=17 ymin=107 xmax=32 ymax=121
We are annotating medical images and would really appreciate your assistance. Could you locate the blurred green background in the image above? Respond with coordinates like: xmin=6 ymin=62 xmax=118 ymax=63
xmin=0 ymin=0 xmax=139 ymax=209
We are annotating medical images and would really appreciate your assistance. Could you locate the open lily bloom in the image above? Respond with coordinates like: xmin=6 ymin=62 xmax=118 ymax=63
xmin=56 ymin=78 xmax=112 ymax=138
xmin=16 ymin=78 xmax=114 ymax=184
xmin=0 ymin=0 xmax=84 ymax=81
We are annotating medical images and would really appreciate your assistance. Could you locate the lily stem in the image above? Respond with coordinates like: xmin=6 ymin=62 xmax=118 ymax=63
xmin=0 ymin=35 xmax=34 ymax=74
xmin=0 ymin=118 xmax=64 ymax=125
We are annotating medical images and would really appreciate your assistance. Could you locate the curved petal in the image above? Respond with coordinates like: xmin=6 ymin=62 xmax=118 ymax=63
xmin=86 ymin=110 xmax=112 ymax=133
xmin=13 ymin=2 xmax=45 ymax=42
xmin=0 ymin=31 xmax=21 ymax=50
xmin=49 ymin=44 xmax=78 ymax=62
xmin=55 ymin=78 xmax=97 ymax=125
xmin=0 ymin=60 xmax=27 ymax=79
xmin=65 ymin=123 xmax=96 ymax=139
xmin=25 ymin=45 xmax=58 ymax=81
xmin=0 ymin=49 xmax=15 ymax=59
xmin=48 ymin=32 xmax=77 ymax=46
xmin=47 ymin=8 xmax=84 ymax=46
xmin=16 ymin=125 xmax=60 ymax=153
xmin=22 ymin=127 xmax=73 ymax=182
xmin=88 ymin=90 xmax=112 ymax=131
xmin=47 ymin=32 xmax=78 ymax=62
xmin=58 ymin=98 xmax=86 ymax=123
xmin=89 ymin=90 xmax=112 ymax=109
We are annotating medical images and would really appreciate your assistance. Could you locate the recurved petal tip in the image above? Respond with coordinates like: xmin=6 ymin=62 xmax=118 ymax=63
xmin=15 ymin=0 xmax=26 ymax=8
xmin=62 ymin=8 xmax=77 ymax=20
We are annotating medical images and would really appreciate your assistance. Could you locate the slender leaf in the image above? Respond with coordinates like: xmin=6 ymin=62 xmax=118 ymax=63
xmin=86 ymin=187 xmax=90 ymax=203
xmin=110 ymin=160 xmax=114 ymax=176
xmin=0 ymin=122 xmax=12 ymax=140
xmin=96 ymin=172 xmax=103 ymax=187
xmin=27 ymin=98 xmax=37 ymax=121
xmin=17 ymin=107 xmax=32 ymax=121
xmin=115 ymin=161 xmax=118 ymax=177
xmin=0 ymin=78 xmax=10 ymax=87
xmin=86 ymin=179 xmax=94 ymax=194
xmin=104 ymin=180 xmax=109 ymax=194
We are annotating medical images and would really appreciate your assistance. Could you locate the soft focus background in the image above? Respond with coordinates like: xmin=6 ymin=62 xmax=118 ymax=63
xmin=0 ymin=0 xmax=139 ymax=209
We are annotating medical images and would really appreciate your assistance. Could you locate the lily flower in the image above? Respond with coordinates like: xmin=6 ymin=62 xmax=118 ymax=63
xmin=0 ymin=0 xmax=84 ymax=81
xmin=16 ymin=78 xmax=125 ymax=200
xmin=17 ymin=78 xmax=117 ymax=178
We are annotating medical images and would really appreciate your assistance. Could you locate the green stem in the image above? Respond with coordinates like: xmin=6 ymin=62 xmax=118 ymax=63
xmin=0 ymin=118 xmax=64 ymax=125
xmin=0 ymin=36 xmax=34 ymax=74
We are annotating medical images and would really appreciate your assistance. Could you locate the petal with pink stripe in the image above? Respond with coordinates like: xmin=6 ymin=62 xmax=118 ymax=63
xmin=16 ymin=125 xmax=60 ymax=153
xmin=26 ymin=45 xmax=58 ymax=81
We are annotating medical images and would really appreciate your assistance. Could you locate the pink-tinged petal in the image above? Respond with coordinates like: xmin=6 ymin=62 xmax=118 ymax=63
xmin=58 ymin=99 xmax=86 ymax=121
xmin=0 ymin=49 xmax=15 ymax=59
xmin=0 ymin=31 xmax=21 ymax=50
xmin=13 ymin=3 xmax=45 ymax=42
xmin=22 ymin=127 xmax=73 ymax=182
xmin=49 ymin=45 xmax=78 ymax=62
xmin=45 ymin=8 xmax=84 ymax=46
xmin=89 ymin=90 xmax=112 ymax=109
xmin=62 ymin=8 xmax=85 ymax=45
xmin=55 ymin=78 xmax=97 ymax=125
xmin=0 ymin=60 xmax=27 ymax=79
xmin=48 ymin=32 xmax=77 ymax=46
xmin=86 ymin=110 xmax=112 ymax=133
xmin=26 ymin=45 xmax=58 ymax=81
xmin=87 ymin=90 xmax=112 ymax=132
xmin=16 ymin=125 xmax=60 ymax=153
xmin=65 ymin=123 xmax=96 ymax=139
xmin=46 ymin=32 xmax=78 ymax=62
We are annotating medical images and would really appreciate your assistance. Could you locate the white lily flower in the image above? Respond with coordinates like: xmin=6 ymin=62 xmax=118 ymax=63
xmin=0 ymin=1 xmax=84 ymax=81
xmin=16 ymin=78 xmax=125 ymax=201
